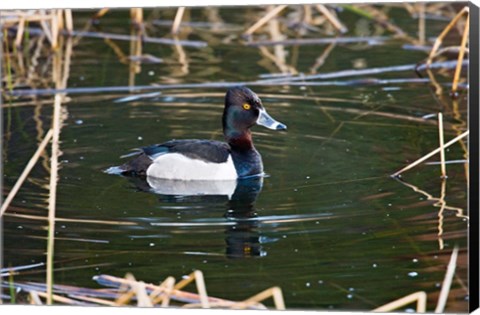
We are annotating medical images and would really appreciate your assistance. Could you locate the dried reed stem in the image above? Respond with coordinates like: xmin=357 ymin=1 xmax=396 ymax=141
xmin=316 ymin=4 xmax=347 ymax=33
xmin=134 ymin=281 xmax=153 ymax=307
xmin=64 ymin=10 xmax=73 ymax=34
xmin=29 ymin=291 xmax=43 ymax=305
xmin=51 ymin=10 xmax=58 ymax=49
xmin=244 ymin=5 xmax=287 ymax=37
xmin=427 ymin=6 xmax=469 ymax=66
xmin=93 ymin=8 xmax=109 ymax=20
xmin=438 ymin=113 xmax=447 ymax=177
xmin=46 ymin=93 xmax=63 ymax=305
xmin=3 ymin=212 xmax=136 ymax=225
xmin=69 ymin=295 xmax=116 ymax=306
xmin=392 ymin=131 xmax=469 ymax=177
xmin=172 ymin=7 xmax=186 ymax=34
xmin=35 ymin=290 xmax=84 ymax=305
xmin=418 ymin=3 xmax=425 ymax=44
xmin=234 ymin=286 xmax=285 ymax=310
xmin=452 ymin=13 xmax=469 ymax=93
xmin=0 ymin=129 xmax=53 ymax=217
xmin=193 ymin=270 xmax=209 ymax=308
xmin=15 ymin=16 xmax=25 ymax=47
xmin=373 ymin=291 xmax=427 ymax=312
xmin=173 ymin=270 xmax=209 ymax=308
xmin=150 ymin=276 xmax=175 ymax=306
xmin=435 ymin=245 xmax=459 ymax=313
xmin=130 ymin=8 xmax=143 ymax=26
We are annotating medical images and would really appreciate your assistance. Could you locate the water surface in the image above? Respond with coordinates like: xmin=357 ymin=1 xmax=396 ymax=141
xmin=2 ymin=5 xmax=469 ymax=312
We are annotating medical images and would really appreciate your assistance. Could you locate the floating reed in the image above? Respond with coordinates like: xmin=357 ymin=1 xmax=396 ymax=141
xmin=0 ymin=129 xmax=53 ymax=216
xmin=0 ymin=10 xmax=73 ymax=49
xmin=391 ymin=131 xmax=469 ymax=177
xmin=6 ymin=26 xmax=207 ymax=47
xmin=315 ymin=4 xmax=347 ymax=33
xmin=7 ymin=270 xmax=283 ymax=309
xmin=373 ymin=291 xmax=427 ymax=313
xmin=243 ymin=5 xmax=287 ymax=38
xmin=438 ymin=113 xmax=447 ymax=178
xmin=172 ymin=7 xmax=186 ymax=34
xmin=426 ymin=6 xmax=469 ymax=94
xmin=435 ymin=246 xmax=459 ymax=313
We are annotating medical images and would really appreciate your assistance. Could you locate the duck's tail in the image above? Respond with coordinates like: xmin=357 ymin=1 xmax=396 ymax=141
xmin=104 ymin=153 xmax=152 ymax=176
xmin=104 ymin=165 xmax=126 ymax=175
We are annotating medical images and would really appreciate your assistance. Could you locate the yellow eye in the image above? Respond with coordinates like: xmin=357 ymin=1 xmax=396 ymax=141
xmin=243 ymin=103 xmax=251 ymax=110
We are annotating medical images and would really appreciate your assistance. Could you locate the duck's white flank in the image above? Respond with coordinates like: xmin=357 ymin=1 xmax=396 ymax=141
xmin=146 ymin=153 xmax=238 ymax=180
xmin=146 ymin=177 xmax=237 ymax=198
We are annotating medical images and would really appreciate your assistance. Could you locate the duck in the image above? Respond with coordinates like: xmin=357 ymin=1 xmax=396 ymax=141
xmin=105 ymin=86 xmax=287 ymax=180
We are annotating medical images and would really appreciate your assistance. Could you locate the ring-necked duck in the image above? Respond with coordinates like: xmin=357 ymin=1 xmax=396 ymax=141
xmin=105 ymin=86 xmax=286 ymax=180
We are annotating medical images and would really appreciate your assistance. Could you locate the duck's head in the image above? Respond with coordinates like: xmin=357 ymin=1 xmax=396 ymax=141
xmin=222 ymin=87 xmax=287 ymax=138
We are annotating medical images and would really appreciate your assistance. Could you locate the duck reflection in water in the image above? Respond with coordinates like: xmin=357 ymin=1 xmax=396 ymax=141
xmin=128 ymin=175 xmax=266 ymax=259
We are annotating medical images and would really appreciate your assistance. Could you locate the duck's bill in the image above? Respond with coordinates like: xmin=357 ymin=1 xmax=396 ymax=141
xmin=257 ymin=109 xmax=287 ymax=130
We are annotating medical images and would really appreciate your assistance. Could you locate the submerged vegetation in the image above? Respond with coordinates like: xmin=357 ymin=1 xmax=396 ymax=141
xmin=1 ymin=3 xmax=470 ymax=312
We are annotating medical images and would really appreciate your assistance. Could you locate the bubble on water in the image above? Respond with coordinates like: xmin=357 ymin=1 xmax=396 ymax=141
xmin=318 ymin=280 xmax=323 ymax=284
xmin=388 ymin=203 xmax=392 ymax=207
xmin=412 ymin=258 xmax=418 ymax=263
xmin=405 ymin=308 xmax=415 ymax=313
xmin=347 ymin=294 xmax=353 ymax=299
xmin=372 ymin=263 xmax=377 ymax=268
xmin=17 ymin=226 xmax=23 ymax=229
xmin=408 ymin=272 xmax=418 ymax=277
xmin=305 ymin=282 xmax=310 ymax=287
xmin=349 ymin=287 xmax=355 ymax=292
xmin=149 ymin=243 xmax=155 ymax=247
xmin=435 ymin=283 xmax=441 ymax=288
xmin=75 ymin=119 xmax=83 ymax=125
xmin=138 ymin=136 xmax=143 ymax=140
xmin=148 ymin=71 xmax=155 ymax=76
xmin=282 ymin=235 xmax=287 ymax=238
xmin=306 ymin=176 xmax=310 ymax=179
xmin=203 ymin=260 xmax=208 ymax=263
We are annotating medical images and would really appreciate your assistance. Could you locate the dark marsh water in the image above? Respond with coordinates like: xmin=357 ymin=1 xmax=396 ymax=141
xmin=1 ymin=4 xmax=470 ymax=312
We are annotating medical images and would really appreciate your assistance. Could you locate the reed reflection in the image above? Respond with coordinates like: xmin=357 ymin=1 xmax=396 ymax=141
xmin=128 ymin=176 xmax=266 ymax=259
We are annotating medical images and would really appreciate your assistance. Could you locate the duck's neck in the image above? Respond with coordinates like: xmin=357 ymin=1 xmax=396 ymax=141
xmin=224 ymin=129 xmax=254 ymax=151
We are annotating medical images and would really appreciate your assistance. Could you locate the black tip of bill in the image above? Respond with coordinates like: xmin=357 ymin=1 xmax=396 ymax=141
xmin=276 ymin=123 xmax=287 ymax=131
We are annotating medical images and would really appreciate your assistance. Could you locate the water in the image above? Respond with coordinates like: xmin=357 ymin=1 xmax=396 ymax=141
xmin=2 ymin=5 xmax=469 ymax=311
